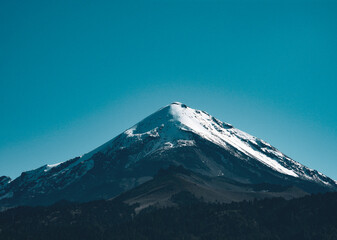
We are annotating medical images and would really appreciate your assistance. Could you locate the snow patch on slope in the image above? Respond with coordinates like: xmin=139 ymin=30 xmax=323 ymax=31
xmin=44 ymin=162 xmax=63 ymax=172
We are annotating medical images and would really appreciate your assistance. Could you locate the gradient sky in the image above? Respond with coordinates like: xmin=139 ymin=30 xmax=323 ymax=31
xmin=1 ymin=0 xmax=336 ymax=180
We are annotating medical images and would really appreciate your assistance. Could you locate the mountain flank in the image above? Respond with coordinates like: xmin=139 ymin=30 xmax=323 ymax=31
xmin=0 ymin=102 xmax=336 ymax=208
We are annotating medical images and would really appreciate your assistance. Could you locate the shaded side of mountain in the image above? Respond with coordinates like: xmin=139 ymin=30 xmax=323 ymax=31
xmin=114 ymin=165 xmax=309 ymax=211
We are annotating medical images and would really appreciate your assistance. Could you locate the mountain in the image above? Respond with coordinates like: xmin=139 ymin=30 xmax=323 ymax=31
xmin=0 ymin=102 xmax=336 ymax=208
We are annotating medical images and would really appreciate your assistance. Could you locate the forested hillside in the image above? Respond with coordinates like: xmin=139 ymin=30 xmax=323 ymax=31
xmin=0 ymin=191 xmax=336 ymax=240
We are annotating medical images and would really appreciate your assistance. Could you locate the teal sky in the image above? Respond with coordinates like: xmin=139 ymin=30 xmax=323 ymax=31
xmin=1 ymin=0 xmax=336 ymax=180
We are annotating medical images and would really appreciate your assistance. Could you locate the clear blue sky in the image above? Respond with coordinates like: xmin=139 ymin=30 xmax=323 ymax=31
xmin=1 ymin=0 xmax=336 ymax=180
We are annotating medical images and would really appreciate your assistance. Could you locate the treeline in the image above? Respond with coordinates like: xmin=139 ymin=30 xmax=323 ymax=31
xmin=0 ymin=192 xmax=337 ymax=240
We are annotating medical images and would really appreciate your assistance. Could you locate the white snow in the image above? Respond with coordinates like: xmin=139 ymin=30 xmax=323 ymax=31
xmin=44 ymin=162 xmax=63 ymax=172
xmin=85 ymin=102 xmax=299 ymax=178
xmin=176 ymin=140 xmax=195 ymax=147
xmin=169 ymin=103 xmax=298 ymax=177
xmin=83 ymin=101 xmax=330 ymax=183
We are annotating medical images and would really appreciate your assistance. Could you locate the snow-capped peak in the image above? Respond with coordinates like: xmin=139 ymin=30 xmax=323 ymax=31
xmin=0 ymin=102 xmax=336 ymax=208
xmin=108 ymin=102 xmax=334 ymax=186
xmin=166 ymin=103 xmax=298 ymax=177
xmin=55 ymin=102 xmax=337 ymax=187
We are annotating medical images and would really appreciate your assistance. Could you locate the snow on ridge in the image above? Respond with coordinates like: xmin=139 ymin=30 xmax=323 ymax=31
xmin=167 ymin=103 xmax=335 ymax=186
xmin=44 ymin=162 xmax=63 ymax=172
xmin=125 ymin=126 xmax=160 ymax=139
xmin=108 ymin=102 xmax=311 ymax=179
xmin=169 ymin=103 xmax=299 ymax=177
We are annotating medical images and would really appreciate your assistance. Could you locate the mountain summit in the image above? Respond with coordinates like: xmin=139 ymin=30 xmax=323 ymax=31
xmin=1 ymin=102 xmax=336 ymax=207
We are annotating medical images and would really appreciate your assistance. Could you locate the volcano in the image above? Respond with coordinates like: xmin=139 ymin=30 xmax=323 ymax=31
xmin=1 ymin=102 xmax=336 ymax=208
